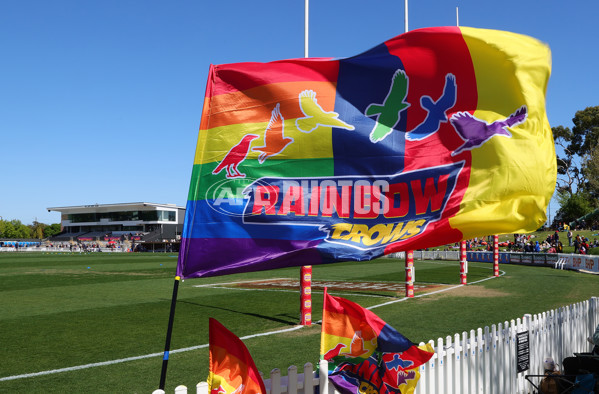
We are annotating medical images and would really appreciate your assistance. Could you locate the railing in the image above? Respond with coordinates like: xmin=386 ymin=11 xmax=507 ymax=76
xmin=154 ymin=297 xmax=599 ymax=394
xmin=388 ymin=250 xmax=460 ymax=261
xmin=413 ymin=298 xmax=597 ymax=394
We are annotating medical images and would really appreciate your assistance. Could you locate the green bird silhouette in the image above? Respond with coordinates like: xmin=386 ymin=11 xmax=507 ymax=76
xmin=364 ymin=69 xmax=410 ymax=142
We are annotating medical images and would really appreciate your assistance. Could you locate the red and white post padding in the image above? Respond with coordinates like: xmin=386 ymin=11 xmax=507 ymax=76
xmin=300 ymin=266 xmax=312 ymax=325
xmin=460 ymin=240 xmax=468 ymax=285
xmin=405 ymin=250 xmax=414 ymax=298
xmin=493 ymin=235 xmax=499 ymax=277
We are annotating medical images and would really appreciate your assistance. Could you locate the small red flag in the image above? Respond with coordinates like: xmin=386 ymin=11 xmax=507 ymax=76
xmin=208 ymin=318 xmax=266 ymax=394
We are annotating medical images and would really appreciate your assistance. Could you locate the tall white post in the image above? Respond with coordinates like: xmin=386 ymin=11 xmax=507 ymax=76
xmin=404 ymin=0 xmax=409 ymax=33
xmin=304 ymin=0 xmax=309 ymax=57
xmin=456 ymin=7 xmax=460 ymax=27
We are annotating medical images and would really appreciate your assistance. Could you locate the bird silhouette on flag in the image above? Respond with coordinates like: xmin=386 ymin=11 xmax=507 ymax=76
xmin=450 ymin=105 xmax=527 ymax=155
xmin=212 ymin=384 xmax=244 ymax=394
xmin=295 ymin=90 xmax=355 ymax=133
xmin=212 ymin=134 xmax=259 ymax=178
xmin=253 ymin=103 xmax=294 ymax=163
xmin=346 ymin=330 xmax=374 ymax=357
xmin=407 ymin=73 xmax=457 ymax=141
xmin=365 ymin=69 xmax=410 ymax=142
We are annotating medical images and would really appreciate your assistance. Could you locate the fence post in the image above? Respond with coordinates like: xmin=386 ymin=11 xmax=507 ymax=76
xmin=287 ymin=365 xmax=298 ymax=394
xmin=590 ymin=297 xmax=598 ymax=344
xmin=270 ymin=368 xmax=282 ymax=394
xmin=445 ymin=335 xmax=453 ymax=393
xmin=319 ymin=359 xmax=332 ymax=394
xmin=197 ymin=382 xmax=209 ymax=394
xmin=174 ymin=385 xmax=187 ymax=394
xmin=303 ymin=363 xmax=314 ymax=394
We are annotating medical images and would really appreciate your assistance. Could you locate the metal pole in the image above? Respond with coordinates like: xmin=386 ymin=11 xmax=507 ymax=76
xmin=456 ymin=7 xmax=459 ymax=27
xmin=404 ymin=0 xmax=408 ymax=33
xmin=304 ymin=0 xmax=309 ymax=57
xmin=158 ymin=276 xmax=181 ymax=390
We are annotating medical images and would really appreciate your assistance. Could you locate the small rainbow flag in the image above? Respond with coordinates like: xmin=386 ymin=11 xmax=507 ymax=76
xmin=207 ymin=318 xmax=266 ymax=394
xmin=321 ymin=289 xmax=434 ymax=394
xmin=178 ymin=26 xmax=555 ymax=279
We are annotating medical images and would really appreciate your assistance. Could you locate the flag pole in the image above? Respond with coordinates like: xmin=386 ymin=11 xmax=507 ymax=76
xmin=404 ymin=0 xmax=408 ymax=33
xmin=158 ymin=275 xmax=181 ymax=390
xmin=304 ymin=0 xmax=309 ymax=58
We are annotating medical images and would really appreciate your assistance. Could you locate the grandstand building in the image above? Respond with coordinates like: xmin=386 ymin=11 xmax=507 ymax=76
xmin=47 ymin=202 xmax=185 ymax=243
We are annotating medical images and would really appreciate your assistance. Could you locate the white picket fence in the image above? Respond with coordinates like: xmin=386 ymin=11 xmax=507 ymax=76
xmin=154 ymin=297 xmax=599 ymax=394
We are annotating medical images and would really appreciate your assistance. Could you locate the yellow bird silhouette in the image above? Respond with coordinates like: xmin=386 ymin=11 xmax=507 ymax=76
xmin=295 ymin=90 xmax=355 ymax=133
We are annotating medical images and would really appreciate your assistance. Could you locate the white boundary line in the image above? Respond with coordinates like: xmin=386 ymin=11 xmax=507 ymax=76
xmin=0 ymin=325 xmax=305 ymax=382
xmin=367 ymin=268 xmax=505 ymax=310
xmin=0 ymin=266 xmax=505 ymax=382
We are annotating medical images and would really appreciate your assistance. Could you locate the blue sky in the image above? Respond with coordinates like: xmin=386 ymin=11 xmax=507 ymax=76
xmin=1 ymin=0 xmax=597 ymax=224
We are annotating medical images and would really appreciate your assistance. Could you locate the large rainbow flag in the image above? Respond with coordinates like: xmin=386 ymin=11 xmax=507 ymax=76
xmin=177 ymin=26 xmax=555 ymax=278
xmin=207 ymin=318 xmax=267 ymax=394
xmin=321 ymin=289 xmax=434 ymax=393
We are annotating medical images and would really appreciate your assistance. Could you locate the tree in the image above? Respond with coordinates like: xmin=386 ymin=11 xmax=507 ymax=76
xmin=13 ymin=220 xmax=32 ymax=238
xmin=2 ymin=221 xmax=17 ymax=238
xmin=569 ymin=106 xmax=599 ymax=157
xmin=2 ymin=220 xmax=28 ymax=238
xmin=554 ymin=190 xmax=596 ymax=225
xmin=583 ymin=142 xmax=599 ymax=195
xmin=29 ymin=221 xmax=46 ymax=239
xmin=0 ymin=219 xmax=61 ymax=239
xmin=553 ymin=106 xmax=599 ymax=195
xmin=43 ymin=223 xmax=62 ymax=238
xmin=553 ymin=125 xmax=580 ymax=194
xmin=552 ymin=106 xmax=599 ymax=226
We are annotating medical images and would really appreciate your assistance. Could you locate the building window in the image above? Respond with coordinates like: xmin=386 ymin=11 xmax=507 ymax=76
xmin=67 ymin=209 xmax=176 ymax=223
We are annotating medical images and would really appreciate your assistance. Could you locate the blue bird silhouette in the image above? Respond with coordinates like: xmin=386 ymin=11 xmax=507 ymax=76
xmin=385 ymin=354 xmax=414 ymax=371
xmin=407 ymin=73 xmax=457 ymax=141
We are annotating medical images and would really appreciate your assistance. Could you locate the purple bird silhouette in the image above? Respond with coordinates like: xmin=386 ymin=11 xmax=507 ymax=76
xmin=395 ymin=369 xmax=418 ymax=386
xmin=449 ymin=105 xmax=528 ymax=156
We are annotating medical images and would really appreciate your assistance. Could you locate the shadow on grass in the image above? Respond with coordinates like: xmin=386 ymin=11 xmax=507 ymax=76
xmin=178 ymin=299 xmax=297 ymax=325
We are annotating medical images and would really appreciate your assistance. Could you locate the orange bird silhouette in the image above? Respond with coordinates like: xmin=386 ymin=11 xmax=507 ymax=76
xmin=252 ymin=103 xmax=294 ymax=164
xmin=344 ymin=331 xmax=370 ymax=357
xmin=212 ymin=134 xmax=259 ymax=178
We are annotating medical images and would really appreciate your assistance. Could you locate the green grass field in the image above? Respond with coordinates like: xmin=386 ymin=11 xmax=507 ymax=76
xmin=1 ymin=251 xmax=598 ymax=393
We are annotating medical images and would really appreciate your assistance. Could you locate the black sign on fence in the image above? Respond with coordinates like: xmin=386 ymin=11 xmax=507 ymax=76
xmin=516 ymin=331 xmax=530 ymax=373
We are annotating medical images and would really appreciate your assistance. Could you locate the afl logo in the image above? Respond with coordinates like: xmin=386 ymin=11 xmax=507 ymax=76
xmin=205 ymin=177 xmax=276 ymax=218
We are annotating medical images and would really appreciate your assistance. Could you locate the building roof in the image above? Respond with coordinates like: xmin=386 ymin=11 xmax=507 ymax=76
xmin=47 ymin=202 xmax=185 ymax=214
